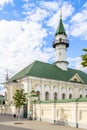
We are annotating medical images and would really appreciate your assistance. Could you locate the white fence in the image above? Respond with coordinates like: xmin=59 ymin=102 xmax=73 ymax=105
xmin=33 ymin=101 xmax=87 ymax=129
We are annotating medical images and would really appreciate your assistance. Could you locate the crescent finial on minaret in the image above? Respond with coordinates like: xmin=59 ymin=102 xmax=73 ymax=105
xmin=60 ymin=8 xmax=62 ymax=19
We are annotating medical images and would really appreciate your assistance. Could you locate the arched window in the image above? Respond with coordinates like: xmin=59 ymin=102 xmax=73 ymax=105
xmin=37 ymin=91 xmax=40 ymax=100
xmin=54 ymin=92 xmax=57 ymax=100
xmin=69 ymin=94 xmax=72 ymax=99
xmin=45 ymin=92 xmax=49 ymax=100
xmin=59 ymin=38 xmax=62 ymax=42
xmin=62 ymin=93 xmax=65 ymax=99
xmin=80 ymin=94 xmax=82 ymax=98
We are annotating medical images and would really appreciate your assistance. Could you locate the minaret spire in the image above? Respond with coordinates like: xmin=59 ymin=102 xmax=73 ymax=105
xmin=60 ymin=8 xmax=62 ymax=19
xmin=55 ymin=9 xmax=66 ymax=36
xmin=52 ymin=10 xmax=69 ymax=71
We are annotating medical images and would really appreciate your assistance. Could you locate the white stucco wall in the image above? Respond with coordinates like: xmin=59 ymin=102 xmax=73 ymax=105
xmin=33 ymin=101 xmax=87 ymax=129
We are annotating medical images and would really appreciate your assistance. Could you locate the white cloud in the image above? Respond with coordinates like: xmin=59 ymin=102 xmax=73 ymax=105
xmin=0 ymin=0 xmax=13 ymax=10
xmin=70 ymin=3 xmax=87 ymax=39
xmin=47 ymin=2 xmax=74 ymax=31
xmin=23 ymin=0 xmax=28 ymax=1
xmin=0 ymin=19 xmax=54 ymax=83
xmin=25 ymin=8 xmax=49 ymax=22
xmin=0 ymin=85 xmax=5 ymax=95
xmin=70 ymin=21 xmax=87 ymax=39
xmin=68 ymin=57 xmax=87 ymax=73
xmin=0 ymin=0 xmax=13 ymax=4
xmin=39 ymin=1 xmax=59 ymax=11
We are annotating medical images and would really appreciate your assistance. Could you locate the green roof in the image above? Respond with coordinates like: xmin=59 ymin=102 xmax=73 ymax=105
xmin=34 ymin=98 xmax=87 ymax=104
xmin=56 ymin=18 xmax=66 ymax=35
xmin=8 ymin=60 xmax=87 ymax=84
xmin=29 ymin=90 xmax=38 ymax=97
xmin=0 ymin=95 xmax=5 ymax=100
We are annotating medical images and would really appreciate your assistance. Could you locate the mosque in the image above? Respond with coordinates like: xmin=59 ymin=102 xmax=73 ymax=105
xmin=4 ymin=12 xmax=87 ymax=129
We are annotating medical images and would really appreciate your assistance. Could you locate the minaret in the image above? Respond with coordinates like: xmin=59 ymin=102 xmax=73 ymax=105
xmin=53 ymin=10 xmax=69 ymax=71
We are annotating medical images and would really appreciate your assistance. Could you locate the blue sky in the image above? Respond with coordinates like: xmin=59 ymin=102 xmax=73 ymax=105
xmin=0 ymin=0 xmax=87 ymax=94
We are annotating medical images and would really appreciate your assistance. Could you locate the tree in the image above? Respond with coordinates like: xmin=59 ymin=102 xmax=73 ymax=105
xmin=13 ymin=89 xmax=27 ymax=121
xmin=81 ymin=48 xmax=87 ymax=67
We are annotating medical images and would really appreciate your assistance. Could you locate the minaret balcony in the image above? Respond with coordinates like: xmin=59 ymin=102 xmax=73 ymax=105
xmin=53 ymin=38 xmax=69 ymax=48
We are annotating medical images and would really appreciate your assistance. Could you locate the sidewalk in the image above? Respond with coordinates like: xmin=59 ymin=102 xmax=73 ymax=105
xmin=0 ymin=115 xmax=84 ymax=130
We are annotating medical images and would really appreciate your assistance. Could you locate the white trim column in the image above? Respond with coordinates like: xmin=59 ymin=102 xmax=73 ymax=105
xmin=59 ymin=86 xmax=62 ymax=99
xmin=41 ymin=79 xmax=45 ymax=100
xmin=10 ymin=84 xmax=13 ymax=102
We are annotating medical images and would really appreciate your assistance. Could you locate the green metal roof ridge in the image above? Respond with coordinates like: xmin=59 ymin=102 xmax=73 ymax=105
xmin=28 ymin=89 xmax=38 ymax=97
xmin=27 ymin=61 xmax=68 ymax=81
xmin=26 ymin=61 xmax=42 ymax=75
xmin=8 ymin=60 xmax=87 ymax=84
xmin=8 ymin=61 xmax=36 ymax=82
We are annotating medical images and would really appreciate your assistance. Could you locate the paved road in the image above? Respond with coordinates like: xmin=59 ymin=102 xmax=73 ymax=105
xmin=0 ymin=124 xmax=31 ymax=130
xmin=0 ymin=114 xmax=17 ymax=122
xmin=0 ymin=114 xmax=29 ymax=130
xmin=0 ymin=114 xmax=85 ymax=130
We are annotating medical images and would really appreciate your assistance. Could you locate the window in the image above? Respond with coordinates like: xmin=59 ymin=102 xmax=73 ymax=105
xmin=69 ymin=94 xmax=72 ymax=99
xmin=45 ymin=92 xmax=49 ymax=100
xmin=74 ymin=78 xmax=77 ymax=82
xmin=80 ymin=94 xmax=82 ymax=98
xmin=54 ymin=92 xmax=57 ymax=100
xmin=37 ymin=91 xmax=40 ymax=100
xmin=59 ymin=38 xmax=62 ymax=42
xmin=62 ymin=93 xmax=65 ymax=99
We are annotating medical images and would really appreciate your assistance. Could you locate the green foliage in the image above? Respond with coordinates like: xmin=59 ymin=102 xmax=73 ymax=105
xmin=81 ymin=48 xmax=87 ymax=67
xmin=13 ymin=89 xmax=27 ymax=109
